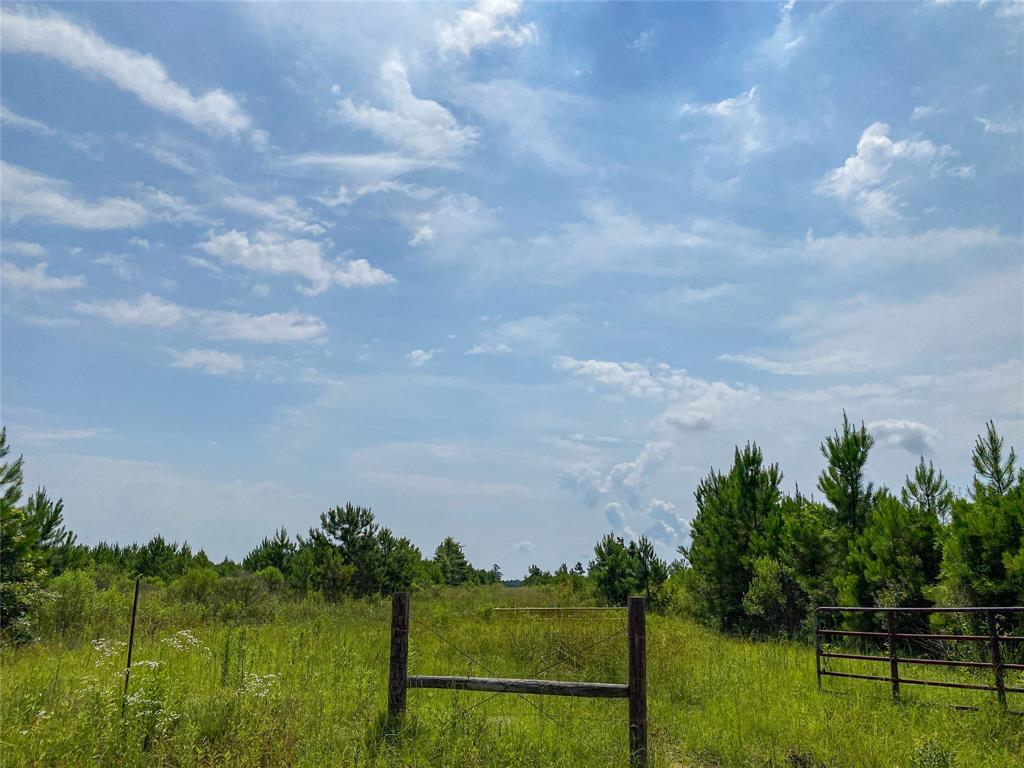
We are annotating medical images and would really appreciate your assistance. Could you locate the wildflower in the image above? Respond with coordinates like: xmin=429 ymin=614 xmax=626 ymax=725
xmin=239 ymin=672 xmax=278 ymax=697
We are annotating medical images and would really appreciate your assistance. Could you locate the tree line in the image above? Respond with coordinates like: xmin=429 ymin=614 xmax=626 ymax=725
xmin=678 ymin=416 xmax=1022 ymax=635
xmin=2 ymin=417 xmax=1021 ymax=643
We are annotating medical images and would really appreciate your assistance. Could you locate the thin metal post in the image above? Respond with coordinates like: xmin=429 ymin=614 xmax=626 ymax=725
xmin=886 ymin=610 xmax=900 ymax=702
xmin=121 ymin=576 xmax=141 ymax=718
xmin=987 ymin=610 xmax=1007 ymax=709
xmin=627 ymin=596 xmax=648 ymax=768
xmin=813 ymin=609 xmax=821 ymax=690
xmin=388 ymin=592 xmax=410 ymax=722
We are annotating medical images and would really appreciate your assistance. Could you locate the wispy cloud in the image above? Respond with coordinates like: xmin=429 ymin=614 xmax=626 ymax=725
xmin=0 ymin=7 xmax=262 ymax=143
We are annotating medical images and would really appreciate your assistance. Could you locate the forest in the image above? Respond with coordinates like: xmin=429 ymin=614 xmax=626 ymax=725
xmin=2 ymin=415 xmax=1021 ymax=644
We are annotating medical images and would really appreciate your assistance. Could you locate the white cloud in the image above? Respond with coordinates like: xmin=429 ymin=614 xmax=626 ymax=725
xmin=911 ymin=105 xmax=943 ymax=121
xmin=555 ymin=357 xmax=676 ymax=399
xmin=406 ymin=348 xmax=438 ymax=367
xmin=74 ymin=293 xmax=185 ymax=327
xmin=2 ymin=261 xmax=85 ymax=293
xmin=196 ymin=230 xmax=395 ymax=295
xmin=436 ymin=0 xmax=537 ymax=57
xmin=191 ymin=308 xmax=326 ymax=343
xmin=756 ymin=1 xmax=805 ymax=66
xmin=129 ymin=237 xmax=151 ymax=250
xmin=627 ymin=29 xmax=656 ymax=51
xmin=337 ymin=56 xmax=478 ymax=162
xmin=93 ymin=253 xmax=139 ymax=281
xmin=817 ymin=122 xmax=954 ymax=231
xmin=409 ymin=225 xmax=436 ymax=246
xmin=975 ymin=116 xmax=1022 ymax=135
xmin=1 ymin=161 xmax=148 ymax=229
xmin=510 ymin=539 xmax=535 ymax=555
xmin=456 ymin=80 xmax=587 ymax=174
xmin=643 ymin=498 xmax=689 ymax=546
xmin=468 ymin=313 xmax=574 ymax=356
xmin=560 ymin=441 xmax=673 ymax=511
xmin=0 ymin=7 xmax=259 ymax=142
xmin=0 ymin=104 xmax=55 ymax=135
xmin=555 ymin=355 xmax=758 ymax=431
xmin=220 ymin=195 xmax=326 ymax=236
xmin=170 ymin=348 xmax=245 ymax=376
xmin=868 ymin=419 xmax=940 ymax=455
xmin=74 ymin=293 xmax=327 ymax=343
xmin=679 ymin=86 xmax=767 ymax=159
xmin=287 ymin=152 xmax=439 ymax=182
xmin=2 ymin=241 xmax=47 ymax=258
xmin=723 ymin=268 xmax=1023 ymax=376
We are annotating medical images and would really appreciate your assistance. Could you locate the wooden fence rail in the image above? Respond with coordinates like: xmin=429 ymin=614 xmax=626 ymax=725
xmin=388 ymin=592 xmax=649 ymax=767
xmin=814 ymin=606 xmax=1023 ymax=709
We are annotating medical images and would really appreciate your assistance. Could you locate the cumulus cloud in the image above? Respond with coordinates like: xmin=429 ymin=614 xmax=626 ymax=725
xmin=196 ymin=230 xmax=394 ymax=295
xmin=170 ymin=348 xmax=245 ymax=376
xmin=510 ymin=539 xmax=535 ymax=555
xmin=2 ymin=261 xmax=85 ymax=293
xmin=643 ymin=498 xmax=689 ymax=546
xmin=0 ymin=7 xmax=259 ymax=142
xmin=817 ymin=122 xmax=958 ymax=231
xmin=437 ymin=0 xmax=537 ymax=57
xmin=406 ymin=348 xmax=437 ymax=367
xmin=73 ymin=293 xmax=326 ymax=343
xmin=555 ymin=355 xmax=758 ymax=431
xmin=337 ymin=56 xmax=478 ymax=162
xmin=868 ymin=419 xmax=940 ymax=455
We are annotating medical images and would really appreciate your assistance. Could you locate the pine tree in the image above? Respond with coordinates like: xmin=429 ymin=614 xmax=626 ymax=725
xmin=971 ymin=420 xmax=1019 ymax=500
xmin=901 ymin=457 xmax=954 ymax=524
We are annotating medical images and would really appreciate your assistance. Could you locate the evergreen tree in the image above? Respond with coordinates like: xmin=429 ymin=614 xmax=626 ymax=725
xmin=589 ymin=533 xmax=635 ymax=605
xmin=818 ymin=413 xmax=876 ymax=545
xmin=684 ymin=443 xmax=783 ymax=630
xmin=243 ymin=528 xmax=295 ymax=573
xmin=972 ymin=420 xmax=1019 ymax=500
xmin=838 ymin=492 xmax=941 ymax=609
xmin=433 ymin=537 xmax=470 ymax=586
xmin=320 ymin=503 xmax=382 ymax=597
xmin=901 ymin=457 xmax=954 ymax=524
xmin=937 ymin=423 xmax=1023 ymax=608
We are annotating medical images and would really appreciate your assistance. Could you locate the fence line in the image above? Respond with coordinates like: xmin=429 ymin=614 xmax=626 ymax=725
xmin=388 ymin=592 xmax=649 ymax=767
xmin=814 ymin=606 xmax=1023 ymax=710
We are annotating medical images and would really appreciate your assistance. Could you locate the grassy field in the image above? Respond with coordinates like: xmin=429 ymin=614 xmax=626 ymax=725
xmin=2 ymin=585 xmax=1021 ymax=768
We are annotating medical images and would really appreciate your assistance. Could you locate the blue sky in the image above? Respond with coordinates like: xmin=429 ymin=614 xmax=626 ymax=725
xmin=2 ymin=1 xmax=1022 ymax=575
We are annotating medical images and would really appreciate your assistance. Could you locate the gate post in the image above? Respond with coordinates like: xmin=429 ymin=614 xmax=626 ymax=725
xmin=813 ymin=608 xmax=821 ymax=690
xmin=388 ymin=592 xmax=410 ymax=722
xmin=627 ymin=596 xmax=648 ymax=768
xmin=886 ymin=610 xmax=900 ymax=703
xmin=987 ymin=610 xmax=1007 ymax=710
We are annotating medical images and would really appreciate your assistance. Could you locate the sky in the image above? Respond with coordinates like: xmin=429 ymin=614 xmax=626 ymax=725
xmin=1 ymin=1 xmax=1022 ymax=576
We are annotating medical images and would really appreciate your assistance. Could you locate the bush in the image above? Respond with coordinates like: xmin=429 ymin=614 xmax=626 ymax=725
xmin=36 ymin=570 xmax=96 ymax=642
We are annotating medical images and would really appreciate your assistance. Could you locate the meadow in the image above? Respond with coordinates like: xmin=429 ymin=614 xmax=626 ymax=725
xmin=1 ymin=584 xmax=1021 ymax=768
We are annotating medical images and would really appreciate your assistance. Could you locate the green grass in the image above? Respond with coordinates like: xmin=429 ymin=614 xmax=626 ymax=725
xmin=2 ymin=585 xmax=1021 ymax=767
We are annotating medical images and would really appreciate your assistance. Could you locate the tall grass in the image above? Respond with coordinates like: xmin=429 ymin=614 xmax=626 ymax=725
xmin=2 ymin=584 xmax=1021 ymax=767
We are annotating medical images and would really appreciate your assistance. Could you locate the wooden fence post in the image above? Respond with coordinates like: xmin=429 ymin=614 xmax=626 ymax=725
xmin=121 ymin=576 xmax=141 ymax=719
xmin=813 ymin=609 xmax=821 ymax=690
xmin=987 ymin=610 xmax=1007 ymax=710
xmin=388 ymin=592 xmax=410 ymax=722
xmin=628 ymin=596 xmax=648 ymax=768
xmin=886 ymin=610 xmax=900 ymax=703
